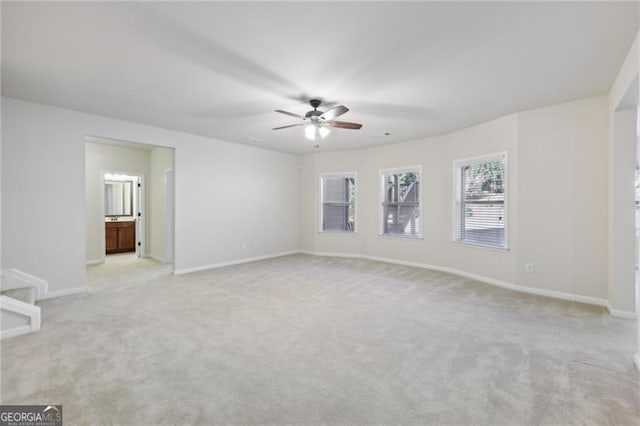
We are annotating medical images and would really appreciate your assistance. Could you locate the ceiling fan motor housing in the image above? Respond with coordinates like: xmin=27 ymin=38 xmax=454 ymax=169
xmin=309 ymin=99 xmax=322 ymax=109
xmin=305 ymin=99 xmax=324 ymax=119
xmin=305 ymin=110 xmax=323 ymax=119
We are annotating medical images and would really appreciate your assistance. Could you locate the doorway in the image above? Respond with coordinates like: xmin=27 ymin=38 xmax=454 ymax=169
xmin=84 ymin=137 xmax=175 ymax=272
xmin=104 ymin=172 xmax=144 ymax=257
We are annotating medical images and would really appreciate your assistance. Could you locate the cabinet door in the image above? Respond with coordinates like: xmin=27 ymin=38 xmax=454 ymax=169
xmin=105 ymin=228 xmax=119 ymax=252
xmin=118 ymin=225 xmax=136 ymax=251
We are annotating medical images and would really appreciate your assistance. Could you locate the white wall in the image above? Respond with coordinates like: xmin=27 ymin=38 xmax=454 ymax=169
xmin=610 ymin=32 xmax=639 ymax=114
xmin=302 ymin=97 xmax=609 ymax=303
xmin=516 ymin=97 xmax=609 ymax=301
xmin=85 ymin=142 xmax=150 ymax=263
xmin=607 ymin=25 xmax=640 ymax=367
xmin=609 ymin=33 xmax=639 ymax=313
xmin=148 ymin=147 xmax=174 ymax=262
xmin=0 ymin=94 xmax=614 ymax=306
xmin=608 ymin=108 xmax=637 ymax=314
xmin=174 ymin=136 xmax=300 ymax=272
xmin=302 ymin=114 xmax=517 ymax=282
xmin=609 ymin=34 xmax=639 ymax=313
xmin=1 ymin=96 xmax=300 ymax=291
xmin=2 ymin=99 xmax=86 ymax=293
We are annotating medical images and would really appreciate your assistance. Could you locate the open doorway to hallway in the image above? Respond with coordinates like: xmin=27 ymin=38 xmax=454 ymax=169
xmin=85 ymin=136 xmax=175 ymax=274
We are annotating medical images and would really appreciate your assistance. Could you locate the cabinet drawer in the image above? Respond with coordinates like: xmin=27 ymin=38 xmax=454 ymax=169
xmin=105 ymin=221 xmax=135 ymax=229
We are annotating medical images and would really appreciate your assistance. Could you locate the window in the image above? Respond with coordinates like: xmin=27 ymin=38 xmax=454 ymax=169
xmin=380 ymin=167 xmax=421 ymax=237
xmin=454 ymin=153 xmax=507 ymax=248
xmin=320 ymin=173 xmax=356 ymax=232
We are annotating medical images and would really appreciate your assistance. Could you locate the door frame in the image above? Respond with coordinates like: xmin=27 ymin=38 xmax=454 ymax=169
xmin=164 ymin=168 xmax=175 ymax=265
xmin=101 ymin=170 xmax=146 ymax=260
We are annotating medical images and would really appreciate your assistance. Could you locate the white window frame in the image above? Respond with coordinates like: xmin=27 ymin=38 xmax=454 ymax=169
xmin=319 ymin=172 xmax=357 ymax=233
xmin=379 ymin=166 xmax=423 ymax=239
xmin=452 ymin=151 xmax=508 ymax=250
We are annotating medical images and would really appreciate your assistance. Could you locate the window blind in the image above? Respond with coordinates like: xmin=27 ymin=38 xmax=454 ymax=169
xmin=456 ymin=155 xmax=506 ymax=248
xmin=381 ymin=170 xmax=421 ymax=237
xmin=321 ymin=175 xmax=356 ymax=232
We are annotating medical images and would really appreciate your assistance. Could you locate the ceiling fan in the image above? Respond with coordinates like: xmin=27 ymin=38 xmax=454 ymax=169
xmin=273 ymin=99 xmax=363 ymax=140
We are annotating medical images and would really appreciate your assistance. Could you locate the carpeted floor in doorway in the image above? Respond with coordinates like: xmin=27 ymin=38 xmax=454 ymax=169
xmin=1 ymin=254 xmax=639 ymax=425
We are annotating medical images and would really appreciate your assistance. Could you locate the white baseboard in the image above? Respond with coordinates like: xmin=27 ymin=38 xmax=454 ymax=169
xmin=0 ymin=325 xmax=32 ymax=340
xmin=300 ymin=250 xmax=363 ymax=259
xmin=85 ymin=259 xmax=104 ymax=265
xmin=440 ymin=264 xmax=608 ymax=308
xmin=300 ymin=251 xmax=610 ymax=309
xmin=173 ymin=251 xmax=300 ymax=275
xmin=606 ymin=304 xmax=638 ymax=319
xmin=146 ymin=254 xmax=166 ymax=264
xmin=40 ymin=286 xmax=87 ymax=300
xmin=635 ymin=353 xmax=640 ymax=372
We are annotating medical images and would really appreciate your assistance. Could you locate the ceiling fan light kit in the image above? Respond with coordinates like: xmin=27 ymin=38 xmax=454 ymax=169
xmin=304 ymin=124 xmax=317 ymax=140
xmin=273 ymin=99 xmax=363 ymax=144
xmin=318 ymin=126 xmax=330 ymax=139
xmin=304 ymin=123 xmax=331 ymax=140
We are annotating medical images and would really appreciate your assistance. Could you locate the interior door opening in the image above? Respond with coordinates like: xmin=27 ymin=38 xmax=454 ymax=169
xmin=84 ymin=136 xmax=175 ymax=272
xmin=104 ymin=172 xmax=144 ymax=258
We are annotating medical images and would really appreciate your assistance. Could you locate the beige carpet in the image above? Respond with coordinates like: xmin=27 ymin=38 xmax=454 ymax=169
xmin=1 ymin=254 xmax=639 ymax=425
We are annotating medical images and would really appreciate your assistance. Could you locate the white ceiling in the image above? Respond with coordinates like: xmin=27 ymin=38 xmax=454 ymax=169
xmin=2 ymin=2 xmax=638 ymax=154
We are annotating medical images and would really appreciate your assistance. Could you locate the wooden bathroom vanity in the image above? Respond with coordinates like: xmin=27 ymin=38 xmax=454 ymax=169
xmin=105 ymin=221 xmax=136 ymax=254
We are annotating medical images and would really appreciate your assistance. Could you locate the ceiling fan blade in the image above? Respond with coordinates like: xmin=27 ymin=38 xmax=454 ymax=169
xmin=272 ymin=123 xmax=304 ymax=130
xmin=275 ymin=109 xmax=305 ymax=119
xmin=328 ymin=120 xmax=362 ymax=130
xmin=319 ymin=105 xmax=349 ymax=121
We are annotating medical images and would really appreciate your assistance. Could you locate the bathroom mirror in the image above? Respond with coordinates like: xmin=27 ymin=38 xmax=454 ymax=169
xmin=105 ymin=180 xmax=133 ymax=217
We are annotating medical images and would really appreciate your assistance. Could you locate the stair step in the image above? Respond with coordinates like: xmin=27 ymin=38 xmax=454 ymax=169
xmin=1 ymin=287 xmax=36 ymax=305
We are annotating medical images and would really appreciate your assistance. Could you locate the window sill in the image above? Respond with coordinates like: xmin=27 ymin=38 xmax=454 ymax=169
xmin=378 ymin=234 xmax=423 ymax=240
xmin=452 ymin=240 xmax=509 ymax=252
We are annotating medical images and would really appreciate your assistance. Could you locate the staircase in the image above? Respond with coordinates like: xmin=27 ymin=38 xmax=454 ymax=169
xmin=0 ymin=269 xmax=47 ymax=339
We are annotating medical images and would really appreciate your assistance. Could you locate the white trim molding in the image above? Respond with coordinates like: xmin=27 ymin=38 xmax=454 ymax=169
xmin=176 ymin=251 xmax=621 ymax=317
xmin=452 ymin=151 xmax=509 ymax=250
xmin=299 ymin=251 xmax=610 ymax=310
xmin=379 ymin=165 xmax=423 ymax=239
xmin=0 ymin=295 xmax=41 ymax=340
xmin=85 ymin=259 xmax=104 ymax=266
xmin=2 ymin=268 xmax=87 ymax=301
xmin=300 ymin=251 xmax=362 ymax=259
xmin=319 ymin=171 xmax=358 ymax=234
xmin=606 ymin=303 xmax=638 ymax=319
xmin=1 ymin=268 xmax=48 ymax=300
xmin=146 ymin=254 xmax=166 ymax=264
xmin=173 ymin=251 xmax=300 ymax=276
xmin=0 ymin=325 xmax=32 ymax=340
xmin=40 ymin=286 xmax=87 ymax=300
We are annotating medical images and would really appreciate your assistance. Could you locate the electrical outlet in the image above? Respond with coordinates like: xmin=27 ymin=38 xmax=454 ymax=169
xmin=525 ymin=262 xmax=535 ymax=273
